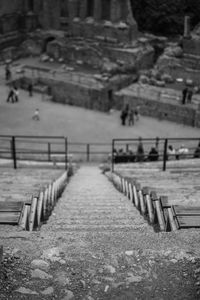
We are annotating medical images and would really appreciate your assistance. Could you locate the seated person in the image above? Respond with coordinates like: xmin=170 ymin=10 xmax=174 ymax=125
xmin=176 ymin=144 xmax=189 ymax=160
xmin=167 ymin=145 xmax=176 ymax=160
xmin=147 ymin=147 xmax=159 ymax=161
xmin=136 ymin=138 xmax=145 ymax=162
xmin=127 ymin=150 xmax=136 ymax=162
xmin=193 ymin=142 xmax=200 ymax=158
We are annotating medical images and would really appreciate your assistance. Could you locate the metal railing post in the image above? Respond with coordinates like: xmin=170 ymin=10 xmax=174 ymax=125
xmin=65 ymin=137 xmax=68 ymax=170
xmin=87 ymin=144 xmax=90 ymax=162
xmin=112 ymin=140 xmax=114 ymax=172
xmin=48 ymin=143 xmax=51 ymax=161
xmin=11 ymin=136 xmax=17 ymax=169
xmin=163 ymin=138 xmax=168 ymax=171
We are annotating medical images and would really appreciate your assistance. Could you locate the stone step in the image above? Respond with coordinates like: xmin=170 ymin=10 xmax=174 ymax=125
xmin=42 ymin=165 xmax=150 ymax=233
xmin=42 ymin=224 xmax=146 ymax=232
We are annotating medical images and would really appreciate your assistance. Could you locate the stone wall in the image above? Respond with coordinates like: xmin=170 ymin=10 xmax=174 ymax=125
xmin=183 ymin=38 xmax=200 ymax=56
xmin=114 ymin=92 xmax=198 ymax=127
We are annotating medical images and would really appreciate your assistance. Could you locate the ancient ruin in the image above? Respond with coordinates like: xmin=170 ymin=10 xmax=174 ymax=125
xmin=0 ymin=1 xmax=200 ymax=127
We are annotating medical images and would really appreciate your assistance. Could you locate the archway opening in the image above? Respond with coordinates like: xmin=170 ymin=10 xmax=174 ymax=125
xmin=42 ymin=37 xmax=56 ymax=53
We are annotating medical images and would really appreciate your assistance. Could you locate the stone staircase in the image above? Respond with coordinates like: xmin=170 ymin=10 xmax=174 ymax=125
xmin=0 ymin=165 xmax=199 ymax=299
xmin=41 ymin=165 xmax=149 ymax=233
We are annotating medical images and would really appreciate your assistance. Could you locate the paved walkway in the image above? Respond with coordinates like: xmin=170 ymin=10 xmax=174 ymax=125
xmin=0 ymin=165 xmax=199 ymax=299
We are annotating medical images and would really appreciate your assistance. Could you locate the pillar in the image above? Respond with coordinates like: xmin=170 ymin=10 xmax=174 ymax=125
xmin=79 ymin=0 xmax=88 ymax=19
xmin=68 ymin=0 xmax=78 ymax=20
xmin=42 ymin=0 xmax=60 ymax=29
xmin=93 ymin=0 xmax=101 ymax=21
xmin=184 ymin=16 xmax=191 ymax=39
xmin=110 ymin=0 xmax=118 ymax=23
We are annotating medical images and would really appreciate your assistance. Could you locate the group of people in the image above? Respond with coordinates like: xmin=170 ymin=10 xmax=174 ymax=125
xmin=120 ymin=104 xmax=140 ymax=126
xmin=6 ymin=86 xmax=19 ymax=103
xmin=167 ymin=142 xmax=200 ymax=160
xmin=182 ymin=87 xmax=193 ymax=105
xmin=113 ymin=138 xmax=159 ymax=163
xmin=113 ymin=139 xmax=200 ymax=164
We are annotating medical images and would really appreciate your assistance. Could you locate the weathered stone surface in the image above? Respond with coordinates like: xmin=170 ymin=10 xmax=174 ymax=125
xmin=62 ymin=289 xmax=74 ymax=300
xmin=42 ymin=247 xmax=61 ymax=262
xmin=31 ymin=269 xmax=53 ymax=279
xmin=41 ymin=287 xmax=54 ymax=295
xmin=104 ymin=265 xmax=116 ymax=274
xmin=15 ymin=287 xmax=38 ymax=295
xmin=31 ymin=259 xmax=50 ymax=271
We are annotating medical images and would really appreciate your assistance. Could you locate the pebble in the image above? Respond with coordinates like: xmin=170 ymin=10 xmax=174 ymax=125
xmin=126 ymin=274 xmax=143 ymax=284
xmin=170 ymin=259 xmax=178 ymax=264
xmin=125 ymin=251 xmax=134 ymax=256
xmin=104 ymin=285 xmax=109 ymax=292
xmin=62 ymin=289 xmax=74 ymax=300
xmin=80 ymin=280 xmax=86 ymax=289
xmin=41 ymin=287 xmax=54 ymax=295
xmin=195 ymin=268 xmax=200 ymax=274
xmin=104 ymin=265 xmax=116 ymax=274
xmin=31 ymin=259 xmax=50 ymax=271
xmin=15 ymin=287 xmax=38 ymax=295
xmin=42 ymin=247 xmax=61 ymax=262
xmin=31 ymin=269 xmax=53 ymax=279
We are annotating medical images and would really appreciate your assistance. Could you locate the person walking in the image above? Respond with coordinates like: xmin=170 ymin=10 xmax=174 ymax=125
xmin=13 ymin=86 xmax=19 ymax=102
xmin=32 ymin=108 xmax=40 ymax=121
xmin=6 ymin=87 xmax=15 ymax=103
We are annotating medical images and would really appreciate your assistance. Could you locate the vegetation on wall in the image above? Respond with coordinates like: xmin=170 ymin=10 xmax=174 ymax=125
xmin=131 ymin=0 xmax=200 ymax=35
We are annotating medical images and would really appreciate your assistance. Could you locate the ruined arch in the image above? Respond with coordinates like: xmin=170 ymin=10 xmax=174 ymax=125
xmin=42 ymin=36 xmax=56 ymax=53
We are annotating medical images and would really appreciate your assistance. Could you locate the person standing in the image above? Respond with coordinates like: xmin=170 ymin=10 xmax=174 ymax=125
xmin=28 ymin=83 xmax=33 ymax=97
xmin=120 ymin=109 xmax=127 ymax=126
xmin=187 ymin=88 xmax=193 ymax=104
xmin=128 ymin=108 xmax=134 ymax=126
xmin=182 ymin=87 xmax=188 ymax=104
xmin=32 ymin=108 xmax=40 ymax=121
xmin=5 ymin=64 xmax=11 ymax=81
xmin=134 ymin=105 xmax=140 ymax=121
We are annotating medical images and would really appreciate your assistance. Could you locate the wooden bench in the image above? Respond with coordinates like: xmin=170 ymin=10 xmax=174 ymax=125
xmin=0 ymin=202 xmax=24 ymax=225
xmin=160 ymin=198 xmax=200 ymax=230
xmin=172 ymin=206 xmax=200 ymax=229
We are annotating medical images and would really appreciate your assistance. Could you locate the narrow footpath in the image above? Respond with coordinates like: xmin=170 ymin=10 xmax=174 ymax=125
xmin=0 ymin=165 xmax=200 ymax=300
